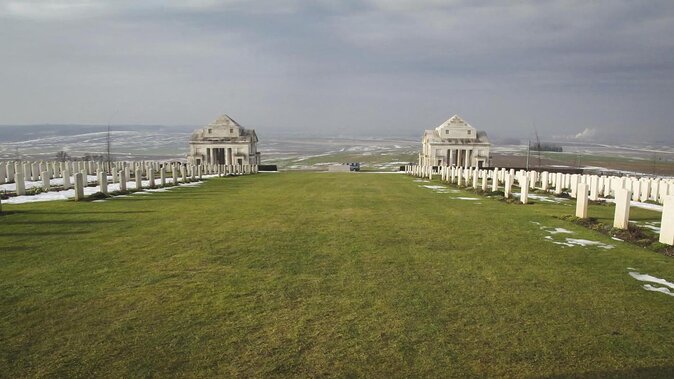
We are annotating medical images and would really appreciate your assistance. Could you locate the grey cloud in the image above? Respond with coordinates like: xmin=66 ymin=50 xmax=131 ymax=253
xmin=0 ymin=0 xmax=672 ymax=142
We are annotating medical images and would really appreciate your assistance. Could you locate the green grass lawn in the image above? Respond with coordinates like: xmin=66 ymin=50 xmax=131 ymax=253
xmin=1 ymin=173 xmax=673 ymax=377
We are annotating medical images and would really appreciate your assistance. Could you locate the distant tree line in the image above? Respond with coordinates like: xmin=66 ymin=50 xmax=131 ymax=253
xmin=55 ymin=151 xmax=109 ymax=162
xmin=531 ymin=143 xmax=563 ymax=152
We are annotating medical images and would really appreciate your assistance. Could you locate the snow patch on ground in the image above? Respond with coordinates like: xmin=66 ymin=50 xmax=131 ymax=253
xmin=552 ymin=238 xmax=615 ymax=249
xmin=536 ymin=223 xmax=614 ymax=249
xmin=514 ymin=192 xmax=567 ymax=203
xmin=643 ymin=285 xmax=674 ymax=297
xmin=422 ymin=185 xmax=450 ymax=193
xmin=3 ymin=178 xmax=206 ymax=204
xmin=629 ymin=271 xmax=674 ymax=289
xmin=629 ymin=271 xmax=674 ymax=297
xmin=630 ymin=221 xmax=661 ymax=234
xmin=603 ymin=198 xmax=663 ymax=212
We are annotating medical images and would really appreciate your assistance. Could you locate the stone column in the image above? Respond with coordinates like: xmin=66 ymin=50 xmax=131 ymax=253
xmin=576 ymin=183 xmax=589 ymax=218
xmin=172 ymin=165 xmax=179 ymax=185
xmin=660 ymin=195 xmax=674 ymax=245
xmin=74 ymin=173 xmax=84 ymax=201
xmin=464 ymin=149 xmax=470 ymax=168
xmin=181 ymin=165 xmax=187 ymax=183
xmin=613 ymin=188 xmax=631 ymax=229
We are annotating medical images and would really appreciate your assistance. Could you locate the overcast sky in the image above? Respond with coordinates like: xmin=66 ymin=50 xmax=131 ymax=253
xmin=1 ymin=0 xmax=673 ymax=142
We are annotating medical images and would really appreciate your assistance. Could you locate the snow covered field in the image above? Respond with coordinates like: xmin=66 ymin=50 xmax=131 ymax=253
xmin=2 ymin=175 xmax=218 ymax=205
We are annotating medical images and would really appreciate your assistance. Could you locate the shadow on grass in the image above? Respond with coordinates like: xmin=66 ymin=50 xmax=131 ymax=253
xmin=549 ymin=365 xmax=674 ymax=378
xmin=3 ymin=210 xmax=154 ymax=215
xmin=1 ymin=220 xmax=125 ymax=225
xmin=0 ymin=245 xmax=34 ymax=252
xmin=0 ymin=231 xmax=91 ymax=237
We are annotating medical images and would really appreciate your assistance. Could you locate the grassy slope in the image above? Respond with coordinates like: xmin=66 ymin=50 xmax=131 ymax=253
xmin=1 ymin=173 xmax=673 ymax=377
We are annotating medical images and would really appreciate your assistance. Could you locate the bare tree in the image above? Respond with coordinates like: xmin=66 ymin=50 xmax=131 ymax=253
xmin=55 ymin=151 xmax=70 ymax=162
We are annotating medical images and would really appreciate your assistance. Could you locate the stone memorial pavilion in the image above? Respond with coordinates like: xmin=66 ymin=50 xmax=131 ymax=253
xmin=419 ymin=114 xmax=491 ymax=168
xmin=187 ymin=114 xmax=261 ymax=166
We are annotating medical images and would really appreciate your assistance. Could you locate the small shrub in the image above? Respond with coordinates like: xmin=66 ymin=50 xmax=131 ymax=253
xmin=86 ymin=192 xmax=111 ymax=201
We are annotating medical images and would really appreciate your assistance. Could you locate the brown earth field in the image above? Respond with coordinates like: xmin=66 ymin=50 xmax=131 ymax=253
xmin=492 ymin=153 xmax=674 ymax=176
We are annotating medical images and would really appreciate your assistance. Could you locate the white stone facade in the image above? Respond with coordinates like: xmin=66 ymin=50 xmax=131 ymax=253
xmin=419 ymin=115 xmax=491 ymax=168
xmin=188 ymin=114 xmax=260 ymax=165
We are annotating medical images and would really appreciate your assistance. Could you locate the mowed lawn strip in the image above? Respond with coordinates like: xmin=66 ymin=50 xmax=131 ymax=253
xmin=1 ymin=172 xmax=673 ymax=377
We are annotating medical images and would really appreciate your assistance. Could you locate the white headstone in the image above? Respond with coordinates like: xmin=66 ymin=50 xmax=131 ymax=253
xmin=99 ymin=171 xmax=108 ymax=194
xmin=15 ymin=171 xmax=26 ymax=196
xmin=660 ymin=195 xmax=674 ymax=245
xmin=0 ymin=163 xmax=6 ymax=185
xmin=589 ymin=176 xmax=599 ymax=201
xmin=640 ymin=180 xmax=651 ymax=203
xmin=576 ymin=183 xmax=589 ymax=218
xmin=520 ymin=175 xmax=529 ymax=204
xmin=135 ymin=169 xmax=143 ymax=190
xmin=74 ymin=173 xmax=85 ymax=201
xmin=63 ymin=169 xmax=71 ymax=190
xmin=613 ymin=188 xmax=632 ymax=229
xmin=41 ymin=171 xmax=50 ymax=191
xmin=631 ymin=179 xmax=640 ymax=201
xmin=570 ymin=175 xmax=579 ymax=198
xmin=119 ymin=171 xmax=127 ymax=192
xmin=504 ymin=174 xmax=512 ymax=198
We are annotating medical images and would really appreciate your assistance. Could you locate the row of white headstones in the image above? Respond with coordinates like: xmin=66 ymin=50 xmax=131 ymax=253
xmin=405 ymin=164 xmax=674 ymax=246
xmin=0 ymin=160 xmax=258 ymax=202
